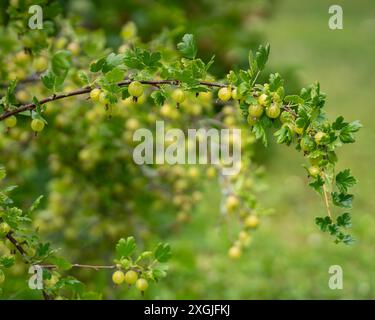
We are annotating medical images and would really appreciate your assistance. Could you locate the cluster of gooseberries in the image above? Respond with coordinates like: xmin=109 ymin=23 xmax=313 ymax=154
xmin=112 ymin=269 xmax=148 ymax=292
xmin=4 ymin=115 xmax=45 ymax=134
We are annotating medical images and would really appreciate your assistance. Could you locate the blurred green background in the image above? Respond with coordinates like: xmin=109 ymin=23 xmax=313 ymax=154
xmin=1 ymin=0 xmax=374 ymax=299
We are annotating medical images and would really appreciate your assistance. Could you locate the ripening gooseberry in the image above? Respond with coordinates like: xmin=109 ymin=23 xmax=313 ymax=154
xmin=228 ymin=246 xmax=241 ymax=259
xmin=136 ymin=278 xmax=149 ymax=291
xmin=314 ymin=131 xmax=326 ymax=145
xmin=258 ymin=93 xmax=268 ymax=106
xmin=99 ymin=91 xmax=109 ymax=105
xmin=0 ymin=222 xmax=11 ymax=235
xmin=31 ymin=119 xmax=45 ymax=132
xmin=300 ymin=136 xmax=316 ymax=152
xmin=32 ymin=56 xmax=48 ymax=72
xmin=128 ymin=81 xmax=144 ymax=98
xmin=218 ymin=87 xmax=231 ymax=101
xmin=280 ymin=111 xmax=293 ymax=123
xmin=247 ymin=114 xmax=258 ymax=126
xmin=90 ymin=88 xmax=101 ymax=102
xmin=231 ymin=88 xmax=242 ymax=100
xmin=67 ymin=42 xmax=80 ymax=56
xmin=248 ymin=104 xmax=264 ymax=118
xmin=124 ymin=270 xmax=138 ymax=285
xmin=244 ymin=215 xmax=259 ymax=229
xmin=112 ymin=270 xmax=125 ymax=285
xmin=226 ymin=195 xmax=240 ymax=212
xmin=5 ymin=116 xmax=17 ymax=128
xmin=266 ymin=103 xmax=281 ymax=119
xmin=308 ymin=166 xmax=320 ymax=177
xmin=294 ymin=126 xmax=304 ymax=135
xmin=171 ymin=88 xmax=186 ymax=104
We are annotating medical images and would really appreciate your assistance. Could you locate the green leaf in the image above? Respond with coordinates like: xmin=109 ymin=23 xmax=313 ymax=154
xmin=103 ymin=53 xmax=124 ymax=73
xmin=309 ymin=175 xmax=324 ymax=194
xmin=255 ymin=43 xmax=270 ymax=71
xmin=116 ymin=237 xmax=136 ymax=258
xmin=151 ymin=90 xmax=166 ymax=107
xmin=77 ymin=71 xmax=90 ymax=86
xmin=269 ymin=73 xmax=284 ymax=91
xmin=315 ymin=216 xmax=332 ymax=232
xmin=154 ymin=243 xmax=172 ymax=262
xmin=49 ymin=256 xmax=72 ymax=271
xmin=0 ymin=255 xmax=15 ymax=268
xmin=335 ymin=169 xmax=357 ymax=193
xmin=284 ymin=95 xmax=304 ymax=105
xmin=90 ymin=57 xmax=106 ymax=73
xmin=51 ymin=50 xmax=72 ymax=77
xmin=152 ymin=265 xmax=169 ymax=280
xmin=336 ymin=212 xmax=352 ymax=228
xmin=339 ymin=120 xmax=362 ymax=143
xmin=104 ymin=66 xmax=125 ymax=83
xmin=28 ymin=195 xmax=44 ymax=215
xmin=177 ymin=34 xmax=198 ymax=59
xmin=332 ymin=192 xmax=353 ymax=208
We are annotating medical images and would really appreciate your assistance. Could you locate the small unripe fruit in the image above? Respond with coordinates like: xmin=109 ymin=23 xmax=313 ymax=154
xmin=258 ymin=93 xmax=268 ymax=106
xmin=226 ymin=195 xmax=240 ymax=212
xmin=112 ymin=270 xmax=125 ymax=285
xmin=280 ymin=111 xmax=293 ymax=123
xmin=128 ymin=81 xmax=144 ymax=98
xmin=15 ymin=51 xmax=30 ymax=64
xmin=231 ymin=88 xmax=242 ymax=100
xmin=294 ymin=126 xmax=304 ymax=135
xmin=67 ymin=42 xmax=80 ymax=56
xmin=218 ymin=87 xmax=231 ymax=101
xmin=248 ymin=104 xmax=263 ymax=118
xmin=266 ymin=103 xmax=281 ymax=119
xmin=171 ymin=88 xmax=186 ymax=104
xmin=0 ymin=222 xmax=11 ymax=235
xmin=228 ymin=246 xmax=241 ymax=259
xmin=44 ymin=274 xmax=59 ymax=288
xmin=206 ymin=167 xmax=216 ymax=178
xmin=124 ymin=270 xmax=138 ymax=285
xmin=314 ymin=131 xmax=326 ymax=145
xmin=247 ymin=114 xmax=258 ymax=126
xmin=31 ymin=119 xmax=45 ymax=132
xmin=300 ymin=136 xmax=316 ymax=152
xmin=244 ymin=215 xmax=259 ymax=229
xmin=136 ymin=278 xmax=149 ymax=291
xmin=308 ymin=166 xmax=320 ymax=177
xmin=5 ymin=116 xmax=17 ymax=128
xmin=90 ymin=88 xmax=101 ymax=102
xmin=99 ymin=92 xmax=108 ymax=105
xmin=33 ymin=56 xmax=48 ymax=72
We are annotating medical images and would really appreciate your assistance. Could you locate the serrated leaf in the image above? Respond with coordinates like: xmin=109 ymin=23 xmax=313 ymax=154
xmin=255 ymin=43 xmax=270 ymax=71
xmin=315 ymin=216 xmax=332 ymax=232
xmin=151 ymin=90 xmax=166 ymax=107
xmin=116 ymin=237 xmax=136 ymax=258
xmin=49 ymin=256 xmax=72 ymax=271
xmin=154 ymin=243 xmax=171 ymax=262
xmin=284 ymin=95 xmax=304 ymax=105
xmin=177 ymin=34 xmax=197 ymax=59
xmin=104 ymin=66 xmax=125 ymax=83
xmin=335 ymin=169 xmax=357 ymax=193
xmin=332 ymin=192 xmax=353 ymax=208
xmin=336 ymin=212 xmax=352 ymax=228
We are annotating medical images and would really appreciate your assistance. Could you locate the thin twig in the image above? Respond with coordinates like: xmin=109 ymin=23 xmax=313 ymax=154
xmin=0 ymin=79 xmax=229 ymax=121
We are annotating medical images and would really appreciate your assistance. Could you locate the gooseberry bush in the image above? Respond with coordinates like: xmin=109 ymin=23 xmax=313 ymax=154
xmin=0 ymin=0 xmax=361 ymax=299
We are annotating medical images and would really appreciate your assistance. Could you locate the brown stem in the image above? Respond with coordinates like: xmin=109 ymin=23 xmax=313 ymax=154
xmin=0 ymin=79 xmax=229 ymax=121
